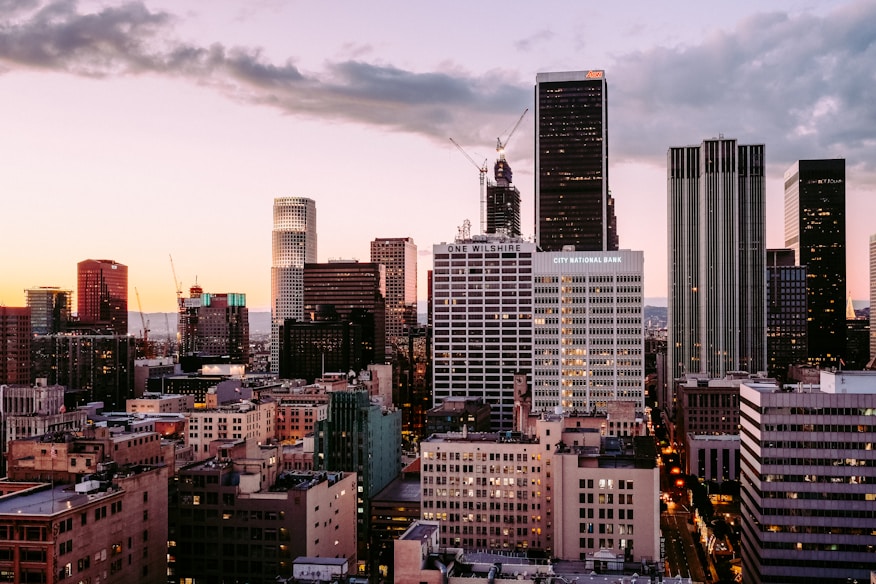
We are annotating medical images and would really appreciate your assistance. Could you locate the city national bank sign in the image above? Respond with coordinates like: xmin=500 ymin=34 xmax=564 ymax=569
xmin=553 ymin=255 xmax=622 ymax=264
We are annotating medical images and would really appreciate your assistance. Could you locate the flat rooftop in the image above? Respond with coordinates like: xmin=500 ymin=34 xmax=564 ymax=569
xmin=401 ymin=522 xmax=439 ymax=541
xmin=0 ymin=484 xmax=98 ymax=516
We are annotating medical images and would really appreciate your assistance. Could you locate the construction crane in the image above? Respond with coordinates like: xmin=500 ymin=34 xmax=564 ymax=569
xmin=134 ymin=287 xmax=153 ymax=359
xmin=169 ymin=254 xmax=184 ymax=359
xmin=169 ymin=254 xmax=183 ymax=311
xmin=449 ymin=137 xmax=488 ymax=235
xmin=496 ymin=108 xmax=528 ymax=161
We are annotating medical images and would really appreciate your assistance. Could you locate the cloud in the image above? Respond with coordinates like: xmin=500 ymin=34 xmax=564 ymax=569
xmin=514 ymin=30 xmax=554 ymax=52
xmin=0 ymin=0 xmax=529 ymax=146
xmin=609 ymin=2 xmax=876 ymax=173
xmin=1 ymin=1 xmax=874 ymax=178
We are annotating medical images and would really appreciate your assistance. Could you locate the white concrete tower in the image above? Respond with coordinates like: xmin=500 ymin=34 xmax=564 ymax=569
xmin=271 ymin=197 xmax=317 ymax=373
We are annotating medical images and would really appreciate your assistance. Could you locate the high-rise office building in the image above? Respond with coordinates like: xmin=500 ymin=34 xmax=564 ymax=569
xmin=531 ymin=249 xmax=645 ymax=413
xmin=667 ymin=138 xmax=766 ymax=380
xmin=315 ymin=390 xmax=402 ymax=571
xmin=431 ymin=236 xmax=535 ymax=430
xmin=280 ymin=310 xmax=364 ymax=382
xmin=485 ymin=157 xmax=521 ymax=237
xmin=24 ymin=287 xmax=72 ymax=334
xmin=871 ymin=234 xmax=876 ymax=361
xmin=304 ymin=260 xmax=386 ymax=363
xmin=766 ymin=249 xmax=807 ymax=381
xmin=77 ymin=259 xmax=127 ymax=335
xmin=739 ymin=372 xmax=876 ymax=583
xmin=271 ymin=197 xmax=317 ymax=373
xmin=31 ymin=334 xmax=134 ymax=410
xmin=784 ymin=159 xmax=846 ymax=368
xmin=370 ymin=237 xmax=417 ymax=354
xmin=535 ymin=70 xmax=617 ymax=252
xmin=0 ymin=307 xmax=31 ymax=385
xmin=178 ymin=285 xmax=249 ymax=363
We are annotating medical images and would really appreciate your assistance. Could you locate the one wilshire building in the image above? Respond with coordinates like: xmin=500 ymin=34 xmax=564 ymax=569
xmin=432 ymin=235 xmax=535 ymax=430
xmin=668 ymin=138 xmax=766 ymax=380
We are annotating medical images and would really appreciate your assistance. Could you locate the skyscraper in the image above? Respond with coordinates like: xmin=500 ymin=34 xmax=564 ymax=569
xmin=24 ymin=287 xmax=72 ymax=335
xmin=303 ymin=260 xmax=386 ymax=364
xmin=870 ymin=234 xmax=876 ymax=361
xmin=667 ymin=138 xmax=766 ymax=380
xmin=766 ymin=249 xmax=807 ymax=381
xmin=0 ymin=307 xmax=30 ymax=385
xmin=535 ymin=70 xmax=617 ymax=252
xmin=76 ymin=259 xmax=127 ymax=335
xmin=370 ymin=237 xmax=417 ymax=354
xmin=532 ymin=249 xmax=645 ymax=413
xmin=271 ymin=197 xmax=317 ymax=373
xmin=485 ymin=157 xmax=521 ymax=237
xmin=739 ymin=372 xmax=876 ymax=583
xmin=431 ymin=236 xmax=535 ymax=430
xmin=784 ymin=159 xmax=846 ymax=368
xmin=178 ymin=285 xmax=250 ymax=363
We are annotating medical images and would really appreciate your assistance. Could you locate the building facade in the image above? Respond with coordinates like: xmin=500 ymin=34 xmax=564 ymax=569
xmin=304 ymin=260 xmax=386 ymax=364
xmin=77 ymin=259 xmax=128 ymax=335
xmin=0 ymin=466 xmax=169 ymax=584
xmin=370 ymin=237 xmax=418 ymax=354
xmin=871 ymin=234 xmax=876 ymax=360
xmin=532 ymin=250 xmax=645 ymax=414
xmin=766 ymin=249 xmax=808 ymax=382
xmin=419 ymin=431 xmax=549 ymax=552
xmin=485 ymin=157 xmax=521 ymax=237
xmin=0 ymin=307 xmax=30 ymax=385
xmin=271 ymin=197 xmax=317 ymax=373
xmin=186 ymin=398 xmax=276 ymax=460
xmin=30 ymin=334 xmax=135 ymax=410
xmin=314 ymin=390 xmax=402 ymax=570
xmin=739 ymin=373 xmax=876 ymax=583
xmin=419 ymin=414 xmax=659 ymax=564
xmin=431 ymin=237 xmax=535 ymax=430
xmin=179 ymin=287 xmax=250 ymax=363
xmin=667 ymin=138 xmax=766 ymax=380
xmin=397 ymin=325 xmax=432 ymax=443
xmin=169 ymin=443 xmax=357 ymax=584
xmin=25 ymin=287 xmax=72 ymax=335
xmin=279 ymin=315 xmax=364 ymax=382
xmin=784 ymin=159 xmax=846 ymax=368
xmin=424 ymin=397 xmax=491 ymax=435
xmin=535 ymin=70 xmax=617 ymax=252
xmin=0 ymin=382 xmax=87 ymax=475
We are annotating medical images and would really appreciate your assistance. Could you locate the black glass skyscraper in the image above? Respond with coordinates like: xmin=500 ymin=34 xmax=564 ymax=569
xmin=535 ymin=70 xmax=617 ymax=251
xmin=784 ymin=159 xmax=846 ymax=368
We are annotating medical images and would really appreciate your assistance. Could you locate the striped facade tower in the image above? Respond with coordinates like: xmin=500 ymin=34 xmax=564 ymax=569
xmin=667 ymin=138 xmax=766 ymax=380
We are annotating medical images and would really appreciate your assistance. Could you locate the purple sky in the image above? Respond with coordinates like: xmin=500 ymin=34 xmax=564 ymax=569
xmin=1 ymin=0 xmax=874 ymax=312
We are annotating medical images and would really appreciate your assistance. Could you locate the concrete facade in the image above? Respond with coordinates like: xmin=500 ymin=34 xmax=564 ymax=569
xmin=739 ymin=372 xmax=876 ymax=583
xmin=432 ymin=237 xmax=535 ymax=430
xmin=169 ymin=441 xmax=357 ymax=583
xmin=187 ymin=398 xmax=276 ymax=460
xmin=532 ymin=250 xmax=645 ymax=414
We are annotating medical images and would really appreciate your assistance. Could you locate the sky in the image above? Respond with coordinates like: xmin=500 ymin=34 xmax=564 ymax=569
xmin=1 ymin=0 xmax=875 ymax=313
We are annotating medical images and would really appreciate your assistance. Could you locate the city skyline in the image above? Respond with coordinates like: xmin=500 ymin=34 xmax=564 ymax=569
xmin=1 ymin=1 xmax=875 ymax=312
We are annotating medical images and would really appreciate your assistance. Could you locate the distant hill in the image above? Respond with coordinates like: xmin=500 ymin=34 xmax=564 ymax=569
xmin=128 ymin=311 xmax=272 ymax=337
xmin=130 ymin=308 xmax=666 ymax=338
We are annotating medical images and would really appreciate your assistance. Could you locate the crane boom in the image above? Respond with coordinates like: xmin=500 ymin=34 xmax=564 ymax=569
xmin=169 ymin=254 xmax=183 ymax=311
xmin=134 ymin=287 xmax=152 ymax=358
xmin=449 ymin=138 xmax=488 ymax=235
xmin=496 ymin=108 xmax=529 ymax=159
